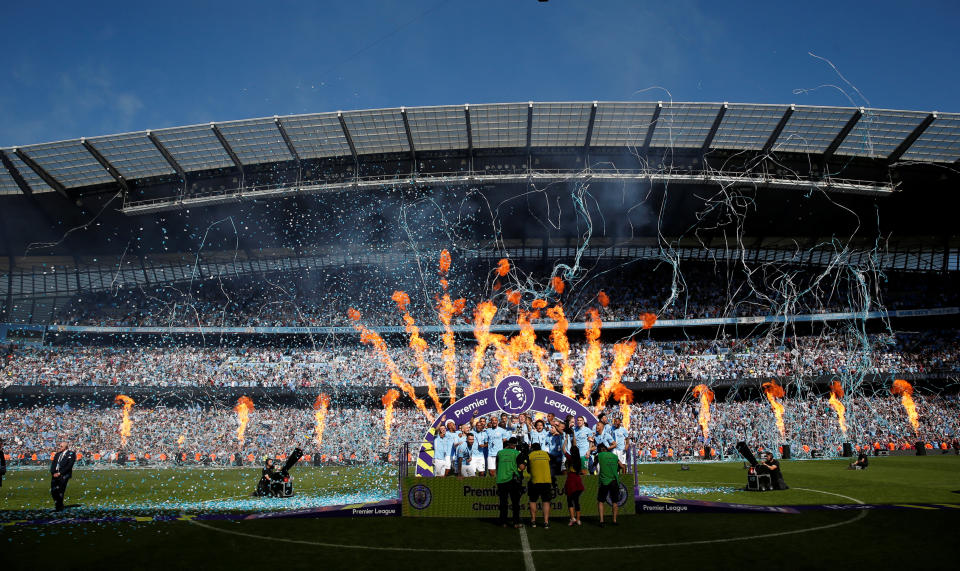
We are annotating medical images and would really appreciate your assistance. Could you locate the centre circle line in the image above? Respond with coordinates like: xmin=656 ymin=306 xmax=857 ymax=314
xmin=185 ymin=486 xmax=868 ymax=552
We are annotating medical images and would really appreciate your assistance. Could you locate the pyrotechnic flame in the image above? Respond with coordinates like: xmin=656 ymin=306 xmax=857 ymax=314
xmin=531 ymin=298 xmax=547 ymax=310
xmin=640 ymin=312 xmax=657 ymax=329
xmin=350 ymin=308 xmax=435 ymax=423
xmin=312 ymin=394 xmax=330 ymax=446
xmin=468 ymin=301 xmax=499 ymax=395
xmin=506 ymin=290 xmax=522 ymax=305
xmin=392 ymin=290 xmax=442 ymax=412
xmin=892 ymin=379 xmax=919 ymax=436
xmin=234 ymin=396 xmax=255 ymax=448
xmin=692 ymin=384 xmax=715 ymax=440
xmin=611 ymin=383 xmax=634 ymax=429
xmin=438 ymin=249 xmax=451 ymax=277
xmin=491 ymin=334 xmax=518 ymax=382
xmin=761 ymin=381 xmax=786 ymax=438
xmin=597 ymin=291 xmax=610 ymax=308
xmin=595 ymin=341 xmax=636 ymax=413
xmin=828 ymin=381 xmax=848 ymax=436
xmin=496 ymin=258 xmax=510 ymax=276
xmin=382 ymin=389 xmax=400 ymax=449
xmin=114 ymin=394 xmax=135 ymax=448
xmin=435 ymin=250 xmax=461 ymax=403
xmin=580 ymin=308 xmax=603 ymax=405
xmin=509 ymin=309 xmax=553 ymax=391
xmin=546 ymin=304 xmax=577 ymax=399
xmin=551 ymin=276 xmax=565 ymax=294
xmin=436 ymin=293 xmax=464 ymax=405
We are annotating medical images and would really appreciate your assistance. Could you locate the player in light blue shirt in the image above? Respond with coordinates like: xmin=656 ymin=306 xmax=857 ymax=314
xmin=529 ymin=419 xmax=550 ymax=450
xmin=485 ymin=416 xmax=508 ymax=477
xmin=432 ymin=424 xmax=454 ymax=476
xmin=456 ymin=433 xmax=486 ymax=477
xmin=591 ymin=419 xmax=615 ymax=474
xmin=612 ymin=416 xmax=630 ymax=469
xmin=573 ymin=416 xmax=594 ymax=471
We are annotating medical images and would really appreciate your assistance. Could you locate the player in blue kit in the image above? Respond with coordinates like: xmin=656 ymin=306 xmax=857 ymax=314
xmin=485 ymin=415 xmax=508 ymax=478
xmin=612 ymin=416 xmax=630 ymax=472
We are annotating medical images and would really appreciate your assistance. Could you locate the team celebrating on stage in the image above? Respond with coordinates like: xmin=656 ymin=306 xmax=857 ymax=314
xmin=432 ymin=411 xmax=628 ymax=527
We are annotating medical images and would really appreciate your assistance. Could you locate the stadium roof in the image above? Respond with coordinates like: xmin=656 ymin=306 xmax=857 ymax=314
xmin=0 ymin=101 xmax=955 ymax=204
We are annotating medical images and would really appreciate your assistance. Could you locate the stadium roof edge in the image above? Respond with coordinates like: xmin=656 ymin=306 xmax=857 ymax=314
xmin=2 ymin=102 xmax=958 ymax=196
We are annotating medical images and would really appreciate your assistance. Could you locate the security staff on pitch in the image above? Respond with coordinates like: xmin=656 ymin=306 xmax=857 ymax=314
xmin=596 ymin=444 xmax=625 ymax=527
xmin=50 ymin=441 xmax=76 ymax=511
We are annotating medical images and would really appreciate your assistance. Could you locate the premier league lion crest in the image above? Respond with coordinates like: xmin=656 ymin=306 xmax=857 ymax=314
xmin=494 ymin=375 xmax=534 ymax=414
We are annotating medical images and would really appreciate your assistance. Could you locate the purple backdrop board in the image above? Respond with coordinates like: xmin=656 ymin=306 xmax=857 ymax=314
xmin=415 ymin=375 xmax=598 ymax=477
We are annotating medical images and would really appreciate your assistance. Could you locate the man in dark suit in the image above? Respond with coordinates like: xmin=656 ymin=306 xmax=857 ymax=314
xmin=50 ymin=441 xmax=76 ymax=511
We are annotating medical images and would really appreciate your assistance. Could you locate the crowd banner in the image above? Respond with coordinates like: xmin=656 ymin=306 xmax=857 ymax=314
xmin=402 ymin=475 xmax=633 ymax=517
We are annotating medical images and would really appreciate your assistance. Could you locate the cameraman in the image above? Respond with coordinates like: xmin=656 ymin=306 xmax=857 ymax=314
xmin=255 ymin=458 xmax=278 ymax=496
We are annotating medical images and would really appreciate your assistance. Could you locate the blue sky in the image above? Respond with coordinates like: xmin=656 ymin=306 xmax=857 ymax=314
xmin=1 ymin=0 xmax=957 ymax=146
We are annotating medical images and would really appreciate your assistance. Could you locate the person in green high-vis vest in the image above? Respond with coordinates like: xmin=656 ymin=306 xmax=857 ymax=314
xmin=596 ymin=444 xmax=626 ymax=527
xmin=495 ymin=437 xmax=526 ymax=528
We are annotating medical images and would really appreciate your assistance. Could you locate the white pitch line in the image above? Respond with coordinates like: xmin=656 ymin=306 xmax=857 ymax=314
xmin=519 ymin=526 xmax=536 ymax=571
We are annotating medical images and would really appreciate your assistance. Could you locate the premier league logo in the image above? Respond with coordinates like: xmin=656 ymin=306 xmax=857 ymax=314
xmin=408 ymin=484 xmax=432 ymax=510
xmin=494 ymin=375 xmax=534 ymax=414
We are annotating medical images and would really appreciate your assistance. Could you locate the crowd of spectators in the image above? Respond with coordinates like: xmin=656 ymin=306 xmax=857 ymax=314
xmin=2 ymin=330 xmax=958 ymax=389
xmin=1 ymin=394 xmax=956 ymax=465
xmin=47 ymin=262 xmax=960 ymax=328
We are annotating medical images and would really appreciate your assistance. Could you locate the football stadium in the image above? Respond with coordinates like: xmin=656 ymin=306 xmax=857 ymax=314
xmin=2 ymin=3 xmax=960 ymax=570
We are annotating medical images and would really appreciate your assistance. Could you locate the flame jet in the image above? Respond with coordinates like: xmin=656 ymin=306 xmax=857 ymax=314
xmin=612 ymin=383 xmax=634 ymax=429
xmin=640 ymin=312 xmax=657 ymax=330
xmin=392 ymin=290 xmax=442 ymax=412
xmin=595 ymin=341 xmax=636 ymax=413
xmin=436 ymin=250 xmax=464 ymax=403
xmin=692 ymin=384 xmax=715 ymax=439
xmin=580 ymin=308 xmax=603 ymax=405
xmin=114 ymin=394 xmax=135 ymax=447
xmin=508 ymin=308 xmax=554 ymax=391
xmin=892 ymin=379 xmax=920 ymax=436
xmin=234 ymin=396 xmax=255 ymax=448
xmin=349 ymin=308 xmax=434 ymax=423
xmin=382 ymin=389 xmax=400 ymax=449
xmin=546 ymin=304 xmax=577 ymax=399
xmin=467 ymin=301 xmax=501 ymax=395
xmin=761 ymin=381 xmax=786 ymax=438
xmin=828 ymin=381 xmax=848 ymax=436
xmin=313 ymin=394 xmax=330 ymax=446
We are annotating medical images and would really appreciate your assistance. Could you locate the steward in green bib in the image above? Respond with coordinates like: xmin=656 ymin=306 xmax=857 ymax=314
xmin=596 ymin=444 xmax=626 ymax=527
xmin=495 ymin=437 xmax=525 ymax=527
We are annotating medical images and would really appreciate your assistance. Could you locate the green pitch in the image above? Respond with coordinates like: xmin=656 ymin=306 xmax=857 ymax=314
xmin=2 ymin=456 xmax=959 ymax=570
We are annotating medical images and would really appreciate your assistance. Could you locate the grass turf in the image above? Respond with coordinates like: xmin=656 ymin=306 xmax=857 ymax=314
xmin=2 ymin=455 xmax=959 ymax=570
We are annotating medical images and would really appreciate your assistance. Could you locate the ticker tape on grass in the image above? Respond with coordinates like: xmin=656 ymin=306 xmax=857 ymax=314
xmin=4 ymin=497 xmax=959 ymax=528
xmin=0 ymin=499 xmax=402 ymax=528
